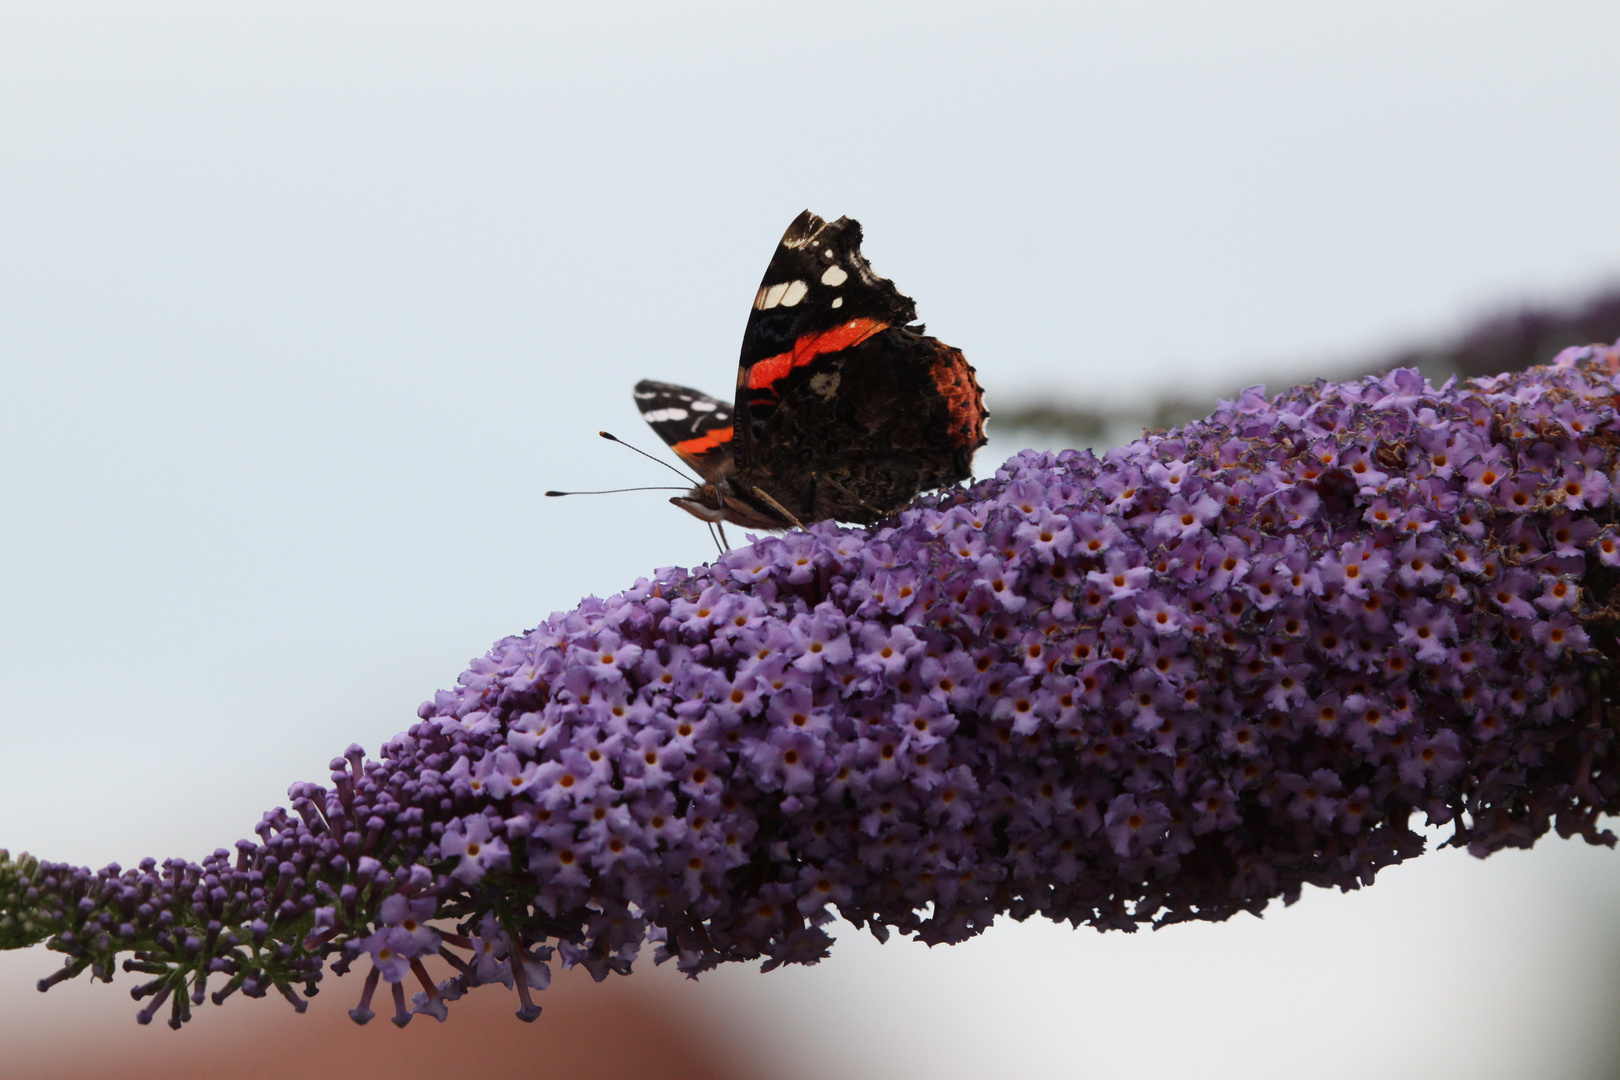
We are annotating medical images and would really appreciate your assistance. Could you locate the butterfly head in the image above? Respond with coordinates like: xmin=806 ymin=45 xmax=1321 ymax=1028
xmin=668 ymin=480 xmax=798 ymax=532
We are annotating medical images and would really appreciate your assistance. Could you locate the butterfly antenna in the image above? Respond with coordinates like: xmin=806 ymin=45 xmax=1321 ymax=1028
xmin=545 ymin=486 xmax=688 ymax=497
xmin=598 ymin=431 xmax=699 ymax=485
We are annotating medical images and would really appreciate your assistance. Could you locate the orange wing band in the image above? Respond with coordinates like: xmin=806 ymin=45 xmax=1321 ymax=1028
xmin=672 ymin=424 xmax=734 ymax=463
xmin=746 ymin=318 xmax=888 ymax=391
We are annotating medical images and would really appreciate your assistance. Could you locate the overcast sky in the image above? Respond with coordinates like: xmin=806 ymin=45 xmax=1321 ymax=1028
xmin=4 ymin=5 xmax=1620 ymax=1078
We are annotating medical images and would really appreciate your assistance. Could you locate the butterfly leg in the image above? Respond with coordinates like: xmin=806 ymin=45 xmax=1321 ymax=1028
xmin=810 ymin=474 xmax=884 ymax=525
xmin=749 ymin=486 xmax=806 ymax=530
xmin=716 ymin=520 xmax=733 ymax=553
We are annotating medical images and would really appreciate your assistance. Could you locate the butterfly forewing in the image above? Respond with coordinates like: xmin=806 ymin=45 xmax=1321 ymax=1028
xmin=632 ymin=380 xmax=735 ymax=481
xmin=733 ymin=211 xmax=919 ymax=467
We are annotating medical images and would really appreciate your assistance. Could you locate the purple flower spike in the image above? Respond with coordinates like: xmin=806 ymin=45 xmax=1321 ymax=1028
xmin=8 ymin=345 xmax=1620 ymax=1028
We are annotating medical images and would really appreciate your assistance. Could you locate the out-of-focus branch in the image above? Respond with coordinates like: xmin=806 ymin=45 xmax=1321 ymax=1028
xmin=993 ymin=285 xmax=1620 ymax=444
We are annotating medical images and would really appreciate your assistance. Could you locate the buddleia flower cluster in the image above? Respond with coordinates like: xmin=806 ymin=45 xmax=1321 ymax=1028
xmin=7 ymin=346 xmax=1620 ymax=1030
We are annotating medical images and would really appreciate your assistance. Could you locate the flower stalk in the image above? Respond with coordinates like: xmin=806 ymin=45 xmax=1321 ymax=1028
xmin=6 ymin=346 xmax=1620 ymax=1028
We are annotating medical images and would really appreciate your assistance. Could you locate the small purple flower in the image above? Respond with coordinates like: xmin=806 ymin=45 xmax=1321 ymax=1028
xmin=1152 ymin=493 xmax=1222 ymax=541
xmin=1103 ymin=794 xmax=1172 ymax=856
xmin=787 ymin=607 xmax=854 ymax=672
xmin=1532 ymin=613 xmax=1591 ymax=657
xmin=1557 ymin=466 xmax=1610 ymax=511
xmin=378 ymin=893 xmax=440 ymax=950
xmin=1486 ymin=569 xmax=1541 ymax=620
xmin=1086 ymin=551 xmax=1152 ymax=601
xmin=1463 ymin=450 xmax=1512 ymax=496
xmin=359 ymin=927 xmax=418 ymax=984
xmin=440 ymin=814 xmax=510 ymax=885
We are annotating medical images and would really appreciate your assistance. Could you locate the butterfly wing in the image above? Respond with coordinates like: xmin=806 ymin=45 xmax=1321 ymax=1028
xmin=633 ymin=380 xmax=736 ymax=482
xmin=733 ymin=211 xmax=920 ymax=467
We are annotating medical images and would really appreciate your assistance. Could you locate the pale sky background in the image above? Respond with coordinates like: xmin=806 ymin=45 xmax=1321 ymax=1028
xmin=5 ymin=5 xmax=1620 ymax=1078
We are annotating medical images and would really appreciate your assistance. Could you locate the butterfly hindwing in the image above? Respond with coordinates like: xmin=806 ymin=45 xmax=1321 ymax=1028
xmin=633 ymin=380 xmax=735 ymax=481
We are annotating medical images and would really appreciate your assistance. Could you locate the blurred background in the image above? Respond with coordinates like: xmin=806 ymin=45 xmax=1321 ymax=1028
xmin=5 ymin=4 xmax=1620 ymax=1078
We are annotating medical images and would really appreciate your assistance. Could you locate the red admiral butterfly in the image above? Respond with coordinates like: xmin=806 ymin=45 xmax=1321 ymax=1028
xmin=636 ymin=210 xmax=987 ymax=531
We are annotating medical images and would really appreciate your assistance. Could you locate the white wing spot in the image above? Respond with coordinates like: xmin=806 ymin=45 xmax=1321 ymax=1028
xmin=642 ymin=407 xmax=689 ymax=423
xmin=831 ymin=296 xmax=844 ymax=309
xmin=761 ymin=282 xmax=790 ymax=309
xmin=780 ymin=280 xmax=809 ymax=307
xmin=823 ymin=248 xmax=836 ymax=259
xmin=820 ymin=265 xmax=848 ymax=287
xmin=753 ymin=286 xmax=770 ymax=310
xmin=689 ymin=399 xmax=718 ymax=412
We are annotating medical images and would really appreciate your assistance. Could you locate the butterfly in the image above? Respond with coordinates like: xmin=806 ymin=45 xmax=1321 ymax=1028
xmin=635 ymin=210 xmax=987 ymax=535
